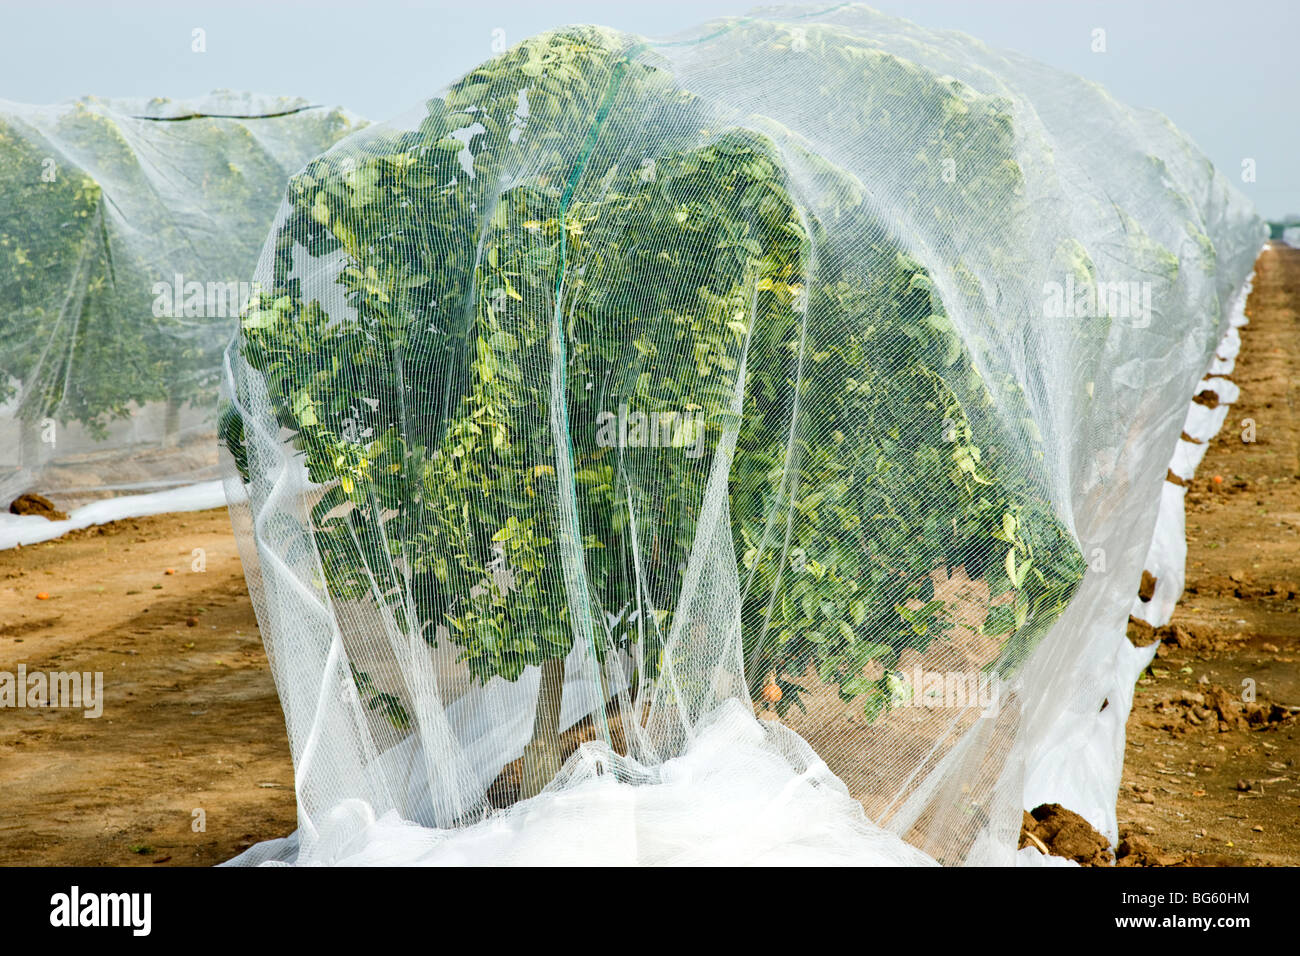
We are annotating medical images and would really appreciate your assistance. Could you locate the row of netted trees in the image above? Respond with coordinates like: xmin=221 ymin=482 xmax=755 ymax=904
xmin=0 ymin=93 xmax=360 ymax=504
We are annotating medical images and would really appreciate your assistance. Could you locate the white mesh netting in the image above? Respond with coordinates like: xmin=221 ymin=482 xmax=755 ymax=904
xmin=219 ymin=5 xmax=1265 ymax=866
xmin=0 ymin=92 xmax=361 ymax=511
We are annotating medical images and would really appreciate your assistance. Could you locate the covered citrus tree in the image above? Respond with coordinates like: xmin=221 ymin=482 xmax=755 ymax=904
xmin=224 ymin=26 xmax=1085 ymax=802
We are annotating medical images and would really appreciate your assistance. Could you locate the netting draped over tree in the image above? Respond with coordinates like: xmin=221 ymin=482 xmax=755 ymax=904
xmin=0 ymin=92 xmax=361 ymax=508
xmin=220 ymin=6 xmax=1264 ymax=865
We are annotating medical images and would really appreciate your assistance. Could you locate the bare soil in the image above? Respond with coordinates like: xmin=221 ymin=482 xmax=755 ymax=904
xmin=0 ymin=510 xmax=295 ymax=865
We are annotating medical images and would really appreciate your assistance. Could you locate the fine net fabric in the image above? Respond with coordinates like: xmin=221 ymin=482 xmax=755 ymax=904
xmin=0 ymin=92 xmax=360 ymax=509
xmin=220 ymin=5 xmax=1265 ymax=866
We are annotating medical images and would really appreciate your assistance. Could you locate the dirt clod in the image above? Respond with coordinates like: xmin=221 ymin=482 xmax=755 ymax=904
xmin=1020 ymin=803 xmax=1111 ymax=866
xmin=8 ymin=493 xmax=68 ymax=522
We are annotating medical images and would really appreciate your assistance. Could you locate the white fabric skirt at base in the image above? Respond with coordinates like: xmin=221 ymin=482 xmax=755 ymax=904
xmin=227 ymin=700 xmax=937 ymax=867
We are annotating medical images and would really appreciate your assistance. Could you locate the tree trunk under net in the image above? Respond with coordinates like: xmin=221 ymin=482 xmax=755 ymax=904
xmin=518 ymin=656 xmax=566 ymax=800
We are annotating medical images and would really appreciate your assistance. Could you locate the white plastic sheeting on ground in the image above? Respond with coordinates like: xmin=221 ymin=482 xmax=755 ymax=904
xmin=0 ymin=480 xmax=228 ymax=550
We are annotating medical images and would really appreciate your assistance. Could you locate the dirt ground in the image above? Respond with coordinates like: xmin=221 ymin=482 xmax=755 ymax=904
xmin=0 ymin=511 xmax=295 ymax=865
xmin=0 ymin=245 xmax=1295 ymax=867
xmin=1116 ymin=241 xmax=1300 ymax=866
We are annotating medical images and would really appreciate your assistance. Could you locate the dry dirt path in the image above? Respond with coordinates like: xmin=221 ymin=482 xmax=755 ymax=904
xmin=1117 ymin=242 xmax=1300 ymax=866
xmin=0 ymin=509 xmax=295 ymax=865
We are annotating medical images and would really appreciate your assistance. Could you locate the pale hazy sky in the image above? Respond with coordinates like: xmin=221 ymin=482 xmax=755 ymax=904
xmin=2 ymin=0 xmax=1295 ymax=217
